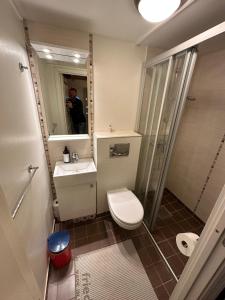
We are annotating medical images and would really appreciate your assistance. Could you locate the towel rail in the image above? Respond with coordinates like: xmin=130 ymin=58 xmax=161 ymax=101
xmin=11 ymin=165 xmax=39 ymax=219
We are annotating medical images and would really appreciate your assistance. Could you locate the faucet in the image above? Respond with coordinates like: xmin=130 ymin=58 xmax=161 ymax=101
xmin=71 ymin=152 xmax=79 ymax=163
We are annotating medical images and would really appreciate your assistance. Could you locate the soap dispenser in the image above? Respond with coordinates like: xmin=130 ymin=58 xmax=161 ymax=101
xmin=63 ymin=146 xmax=70 ymax=163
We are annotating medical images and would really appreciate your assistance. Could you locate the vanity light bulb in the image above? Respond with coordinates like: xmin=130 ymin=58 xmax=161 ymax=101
xmin=74 ymin=53 xmax=81 ymax=58
xmin=73 ymin=58 xmax=80 ymax=64
xmin=46 ymin=54 xmax=53 ymax=59
xmin=43 ymin=48 xmax=50 ymax=53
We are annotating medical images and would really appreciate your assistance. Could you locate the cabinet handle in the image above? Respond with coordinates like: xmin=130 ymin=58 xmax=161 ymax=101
xmin=90 ymin=184 xmax=94 ymax=188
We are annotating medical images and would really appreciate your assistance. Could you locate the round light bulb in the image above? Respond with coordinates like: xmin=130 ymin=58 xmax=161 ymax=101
xmin=43 ymin=48 xmax=50 ymax=53
xmin=74 ymin=53 xmax=81 ymax=58
xmin=46 ymin=54 xmax=53 ymax=59
xmin=138 ymin=0 xmax=181 ymax=23
xmin=73 ymin=58 xmax=80 ymax=64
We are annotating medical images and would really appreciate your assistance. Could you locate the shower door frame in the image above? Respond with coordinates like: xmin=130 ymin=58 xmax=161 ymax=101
xmin=136 ymin=20 xmax=225 ymax=300
xmin=146 ymin=49 xmax=198 ymax=230
xmin=138 ymin=48 xmax=198 ymax=231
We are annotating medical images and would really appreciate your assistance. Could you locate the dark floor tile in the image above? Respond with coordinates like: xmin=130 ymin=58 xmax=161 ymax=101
xmin=172 ymin=210 xmax=185 ymax=222
xmin=169 ymin=223 xmax=184 ymax=235
xmin=164 ymin=279 xmax=177 ymax=295
xmin=158 ymin=241 xmax=175 ymax=258
xmin=75 ymin=237 xmax=88 ymax=248
xmin=132 ymin=234 xmax=152 ymax=250
xmin=128 ymin=224 xmax=146 ymax=237
xmin=111 ymin=228 xmax=127 ymax=243
xmin=152 ymin=230 xmax=166 ymax=242
xmin=147 ymin=246 xmax=162 ymax=265
xmin=86 ymin=220 xmax=107 ymax=236
xmin=57 ymin=275 xmax=75 ymax=300
xmin=188 ymin=216 xmax=204 ymax=228
xmin=178 ymin=220 xmax=193 ymax=231
xmin=74 ymin=223 xmax=86 ymax=239
xmin=167 ymin=237 xmax=179 ymax=254
xmin=154 ymin=261 xmax=174 ymax=283
xmin=195 ymin=226 xmax=204 ymax=235
xmin=177 ymin=252 xmax=188 ymax=266
xmin=145 ymin=266 xmax=162 ymax=288
xmin=167 ymin=255 xmax=184 ymax=277
xmin=138 ymin=247 xmax=152 ymax=267
xmin=155 ymin=285 xmax=169 ymax=300
xmin=48 ymin=213 xmax=176 ymax=300
xmin=170 ymin=200 xmax=184 ymax=211
xmin=162 ymin=227 xmax=175 ymax=239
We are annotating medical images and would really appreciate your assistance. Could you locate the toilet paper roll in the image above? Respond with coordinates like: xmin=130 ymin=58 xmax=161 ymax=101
xmin=53 ymin=200 xmax=59 ymax=219
xmin=176 ymin=232 xmax=199 ymax=257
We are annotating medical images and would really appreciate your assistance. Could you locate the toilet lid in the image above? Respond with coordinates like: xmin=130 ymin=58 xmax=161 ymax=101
xmin=107 ymin=189 xmax=144 ymax=225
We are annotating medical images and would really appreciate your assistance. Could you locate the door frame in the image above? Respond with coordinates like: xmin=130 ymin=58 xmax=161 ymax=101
xmin=171 ymin=185 xmax=225 ymax=300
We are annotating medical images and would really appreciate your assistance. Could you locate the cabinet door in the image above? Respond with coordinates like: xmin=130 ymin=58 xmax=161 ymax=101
xmin=58 ymin=183 xmax=96 ymax=221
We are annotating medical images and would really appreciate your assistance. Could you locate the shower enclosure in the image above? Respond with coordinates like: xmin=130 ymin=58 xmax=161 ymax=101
xmin=136 ymin=48 xmax=198 ymax=231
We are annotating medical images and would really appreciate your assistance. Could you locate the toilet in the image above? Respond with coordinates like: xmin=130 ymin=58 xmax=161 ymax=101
xmin=107 ymin=188 xmax=144 ymax=230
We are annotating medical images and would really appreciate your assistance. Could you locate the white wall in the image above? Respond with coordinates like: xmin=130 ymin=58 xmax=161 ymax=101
xmin=48 ymin=136 xmax=92 ymax=170
xmin=0 ymin=0 xmax=53 ymax=297
xmin=94 ymin=131 xmax=142 ymax=213
xmin=93 ymin=35 xmax=146 ymax=131
xmin=166 ymin=48 xmax=225 ymax=222
xmin=28 ymin=20 xmax=89 ymax=51
xmin=29 ymin=23 xmax=146 ymax=165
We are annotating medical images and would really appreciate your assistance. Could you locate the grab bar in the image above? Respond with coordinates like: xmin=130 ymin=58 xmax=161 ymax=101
xmin=11 ymin=165 xmax=39 ymax=219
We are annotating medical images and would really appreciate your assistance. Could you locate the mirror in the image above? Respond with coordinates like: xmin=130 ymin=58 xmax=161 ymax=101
xmin=32 ymin=42 xmax=89 ymax=135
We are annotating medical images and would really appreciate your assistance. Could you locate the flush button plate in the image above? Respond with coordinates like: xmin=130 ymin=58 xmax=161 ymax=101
xmin=109 ymin=143 xmax=130 ymax=158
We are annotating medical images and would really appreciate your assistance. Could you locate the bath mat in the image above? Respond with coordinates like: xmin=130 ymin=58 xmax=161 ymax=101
xmin=74 ymin=239 xmax=158 ymax=300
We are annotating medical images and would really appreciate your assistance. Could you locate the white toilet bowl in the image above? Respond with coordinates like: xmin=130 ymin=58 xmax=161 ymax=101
xmin=107 ymin=188 xmax=144 ymax=230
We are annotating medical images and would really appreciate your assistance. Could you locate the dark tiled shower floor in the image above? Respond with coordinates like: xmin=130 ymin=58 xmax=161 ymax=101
xmin=152 ymin=189 xmax=205 ymax=279
xmin=47 ymin=214 xmax=176 ymax=300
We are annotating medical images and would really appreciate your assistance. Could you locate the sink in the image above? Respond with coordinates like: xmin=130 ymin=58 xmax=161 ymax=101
xmin=53 ymin=158 xmax=97 ymax=221
xmin=54 ymin=158 xmax=96 ymax=177
xmin=53 ymin=158 xmax=97 ymax=187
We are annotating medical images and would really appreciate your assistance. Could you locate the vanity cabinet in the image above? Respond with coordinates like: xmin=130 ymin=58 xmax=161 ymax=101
xmin=57 ymin=183 xmax=96 ymax=221
xmin=53 ymin=158 xmax=97 ymax=221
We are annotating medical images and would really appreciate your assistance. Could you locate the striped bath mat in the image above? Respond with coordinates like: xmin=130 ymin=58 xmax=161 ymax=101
xmin=74 ymin=239 xmax=158 ymax=300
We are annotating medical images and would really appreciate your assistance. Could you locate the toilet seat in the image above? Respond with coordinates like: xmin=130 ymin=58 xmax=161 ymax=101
xmin=107 ymin=188 xmax=144 ymax=230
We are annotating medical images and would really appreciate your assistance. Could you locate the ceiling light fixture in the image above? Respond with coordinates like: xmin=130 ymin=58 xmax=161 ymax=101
xmin=73 ymin=58 xmax=80 ymax=64
xmin=43 ymin=48 xmax=50 ymax=53
xmin=74 ymin=53 xmax=81 ymax=58
xmin=46 ymin=54 xmax=53 ymax=59
xmin=137 ymin=0 xmax=181 ymax=23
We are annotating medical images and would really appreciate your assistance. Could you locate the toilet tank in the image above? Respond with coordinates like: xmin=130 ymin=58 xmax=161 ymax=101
xmin=94 ymin=131 xmax=142 ymax=213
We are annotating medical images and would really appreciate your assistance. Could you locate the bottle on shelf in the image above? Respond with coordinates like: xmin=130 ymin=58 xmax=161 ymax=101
xmin=63 ymin=146 xmax=70 ymax=163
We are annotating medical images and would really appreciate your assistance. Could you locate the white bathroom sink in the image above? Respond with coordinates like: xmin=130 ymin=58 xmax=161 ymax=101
xmin=53 ymin=158 xmax=97 ymax=187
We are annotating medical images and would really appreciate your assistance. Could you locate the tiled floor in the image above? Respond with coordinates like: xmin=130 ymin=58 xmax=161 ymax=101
xmin=152 ymin=189 xmax=205 ymax=278
xmin=47 ymin=189 xmax=205 ymax=300
xmin=47 ymin=213 xmax=176 ymax=300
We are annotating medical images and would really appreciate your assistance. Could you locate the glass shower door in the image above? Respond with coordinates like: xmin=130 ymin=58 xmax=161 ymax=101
xmin=136 ymin=58 xmax=172 ymax=203
xmin=136 ymin=49 xmax=198 ymax=231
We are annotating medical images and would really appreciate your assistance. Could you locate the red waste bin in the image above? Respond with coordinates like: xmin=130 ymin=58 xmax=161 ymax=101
xmin=48 ymin=231 xmax=72 ymax=268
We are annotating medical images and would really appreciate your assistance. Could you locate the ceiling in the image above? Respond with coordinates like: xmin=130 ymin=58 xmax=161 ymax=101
xmin=13 ymin=0 xmax=153 ymax=42
xmin=138 ymin=0 xmax=225 ymax=48
xmin=13 ymin=0 xmax=225 ymax=47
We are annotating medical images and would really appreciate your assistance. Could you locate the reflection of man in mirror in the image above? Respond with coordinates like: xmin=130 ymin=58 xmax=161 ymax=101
xmin=66 ymin=88 xmax=86 ymax=134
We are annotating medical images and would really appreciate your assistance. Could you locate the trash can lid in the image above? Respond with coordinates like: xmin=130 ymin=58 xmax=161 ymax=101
xmin=48 ymin=231 xmax=70 ymax=253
